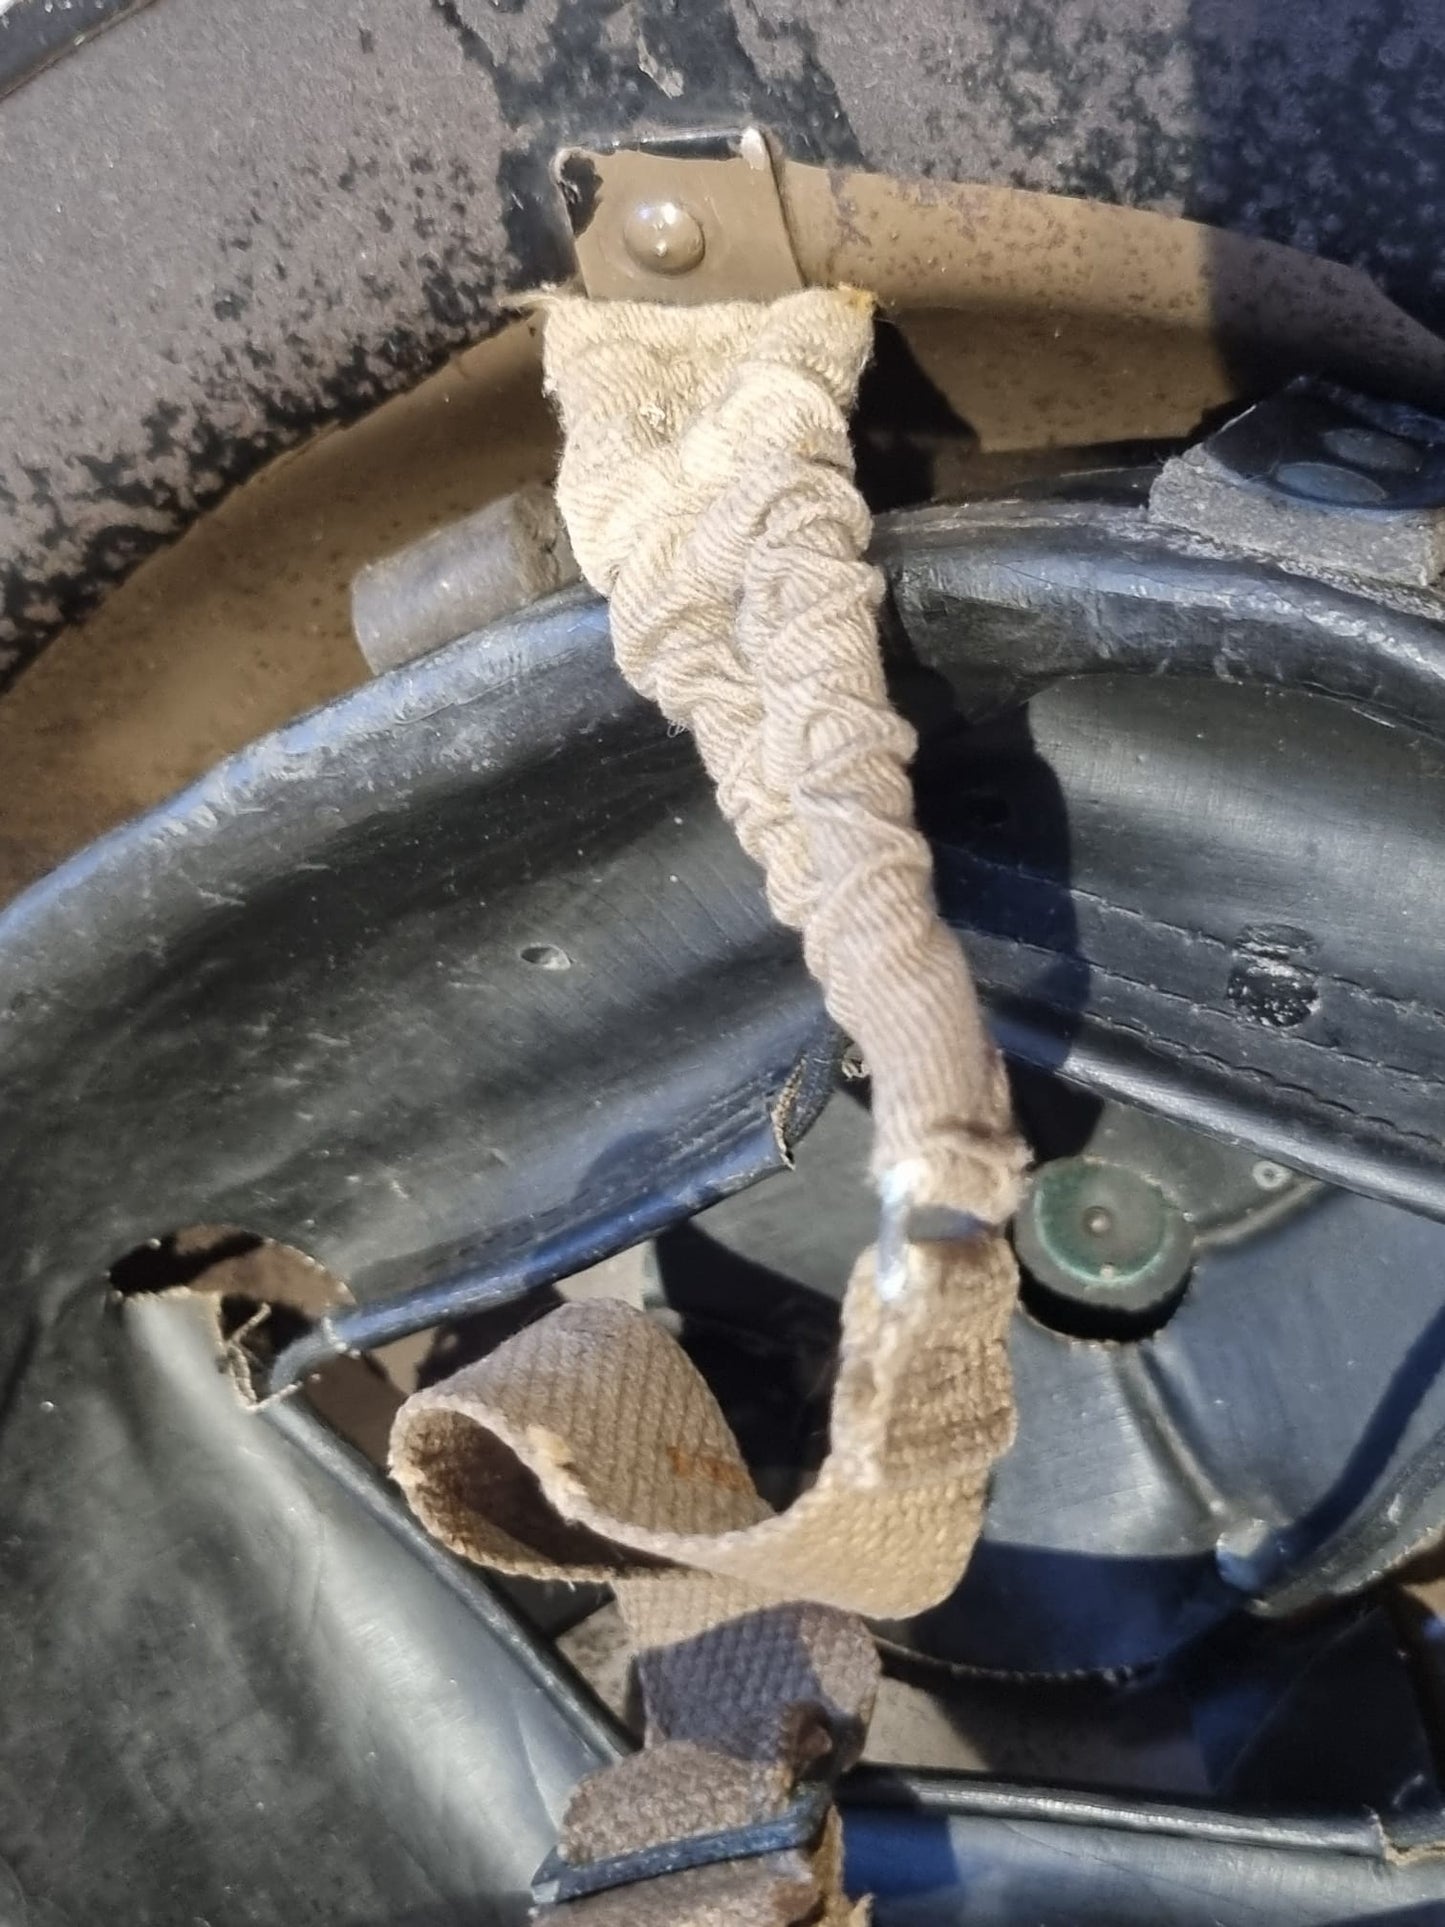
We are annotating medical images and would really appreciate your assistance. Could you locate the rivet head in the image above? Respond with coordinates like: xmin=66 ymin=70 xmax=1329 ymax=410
xmin=1014 ymin=1157 xmax=1194 ymax=1337
xmin=622 ymin=200 xmax=706 ymax=275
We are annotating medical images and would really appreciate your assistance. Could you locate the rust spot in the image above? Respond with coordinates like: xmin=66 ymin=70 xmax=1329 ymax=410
xmin=665 ymin=1443 xmax=753 ymax=1493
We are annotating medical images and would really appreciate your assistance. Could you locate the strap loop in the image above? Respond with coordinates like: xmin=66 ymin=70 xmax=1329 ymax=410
xmin=531 ymin=1778 xmax=833 ymax=1908
xmin=391 ymin=287 xmax=1027 ymax=1925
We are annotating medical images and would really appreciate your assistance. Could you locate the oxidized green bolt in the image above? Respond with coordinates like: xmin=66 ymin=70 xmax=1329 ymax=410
xmin=1014 ymin=1156 xmax=1194 ymax=1334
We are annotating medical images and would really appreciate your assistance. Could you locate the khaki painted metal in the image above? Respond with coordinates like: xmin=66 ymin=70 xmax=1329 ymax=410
xmin=556 ymin=129 xmax=805 ymax=304
xmin=8 ymin=151 xmax=1445 ymax=900
xmin=562 ymin=129 xmax=1445 ymax=449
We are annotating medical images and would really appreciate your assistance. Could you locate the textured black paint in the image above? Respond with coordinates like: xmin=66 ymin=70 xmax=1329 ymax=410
xmin=0 ymin=0 xmax=155 ymax=101
xmin=427 ymin=0 xmax=862 ymax=306
xmin=3 ymin=0 xmax=1445 ymax=689
xmin=1185 ymin=3 xmax=1445 ymax=326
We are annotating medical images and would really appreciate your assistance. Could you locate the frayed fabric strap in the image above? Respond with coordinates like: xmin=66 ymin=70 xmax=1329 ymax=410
xmin=391 ymin=288 xmax=1027 ymax=1924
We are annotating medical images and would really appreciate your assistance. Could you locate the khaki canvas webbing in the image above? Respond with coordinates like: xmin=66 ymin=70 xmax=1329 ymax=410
xmin=390 ymin=288 xmax=1027 ymax=1924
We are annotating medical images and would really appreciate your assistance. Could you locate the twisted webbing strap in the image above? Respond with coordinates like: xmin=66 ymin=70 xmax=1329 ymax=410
xmin=548 ymin=289 xmax=1021 ymax=1216
xmin=390 ymin=288 xmax=1027 ymax=1924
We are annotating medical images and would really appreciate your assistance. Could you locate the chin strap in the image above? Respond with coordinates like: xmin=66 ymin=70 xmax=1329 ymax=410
xmin=390 ymin=286 xmax=1027 ymax=1924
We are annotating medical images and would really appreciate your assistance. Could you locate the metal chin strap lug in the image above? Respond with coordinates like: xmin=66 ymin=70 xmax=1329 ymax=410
xmin=553 ymin=127 xmax=805 ymax=305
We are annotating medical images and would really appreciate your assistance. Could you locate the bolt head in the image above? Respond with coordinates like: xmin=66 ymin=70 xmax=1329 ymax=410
xmin=1014 ymin=1157 xmax=1194 ymax=1336
xmin=1251 ymin=1159 xmax=1291 ymax=1193
xmin=622 ymin=200 xmax=706 ymax=276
